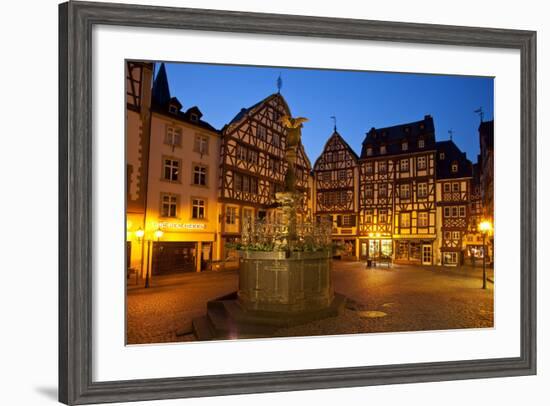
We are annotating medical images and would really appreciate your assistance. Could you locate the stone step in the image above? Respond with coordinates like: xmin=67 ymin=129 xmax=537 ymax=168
xmin=192 ymin=316 xmax=215 ymax=341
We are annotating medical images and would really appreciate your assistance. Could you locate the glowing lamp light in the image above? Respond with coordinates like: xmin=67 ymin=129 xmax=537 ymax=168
xmin=135 ymin=228 xmax=145 ymax=240
xmin=478 ymin=220 xmax=492 ymax=234
xmin=154 ymin=229 xmax=164 ymax=240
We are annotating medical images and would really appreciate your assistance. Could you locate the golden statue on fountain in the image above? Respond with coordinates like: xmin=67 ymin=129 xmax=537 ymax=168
xmin=279 ymin=115 xmax=308 ymax=192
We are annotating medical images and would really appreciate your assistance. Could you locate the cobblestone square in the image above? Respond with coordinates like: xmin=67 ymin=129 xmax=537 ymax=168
xmin=127 ymin=261 xmax=493 ymax=344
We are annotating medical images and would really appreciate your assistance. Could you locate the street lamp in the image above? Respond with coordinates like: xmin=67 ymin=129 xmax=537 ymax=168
xmin=478 ymin=220 xmax=493 ymax=289
xmin=154 ymin=228 xmax=164 ymax=241
xmin=135 ymin=227 xmax=145 ymax=241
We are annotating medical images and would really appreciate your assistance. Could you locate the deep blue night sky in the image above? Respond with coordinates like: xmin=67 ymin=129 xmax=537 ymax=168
xmin=160 ymin=62 xmax=493 ymax=164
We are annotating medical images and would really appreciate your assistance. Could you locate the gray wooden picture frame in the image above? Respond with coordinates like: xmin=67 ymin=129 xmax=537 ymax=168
xmin=59 ymin=1 xmax=537 ymax=404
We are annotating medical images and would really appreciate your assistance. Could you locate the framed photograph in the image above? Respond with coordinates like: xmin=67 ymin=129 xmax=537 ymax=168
xmin=59 ymin=1 xmax=536 ymax=404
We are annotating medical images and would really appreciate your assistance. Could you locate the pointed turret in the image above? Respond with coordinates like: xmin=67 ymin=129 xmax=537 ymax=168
xmin=152 ymin=63 xmax=171 ymax=108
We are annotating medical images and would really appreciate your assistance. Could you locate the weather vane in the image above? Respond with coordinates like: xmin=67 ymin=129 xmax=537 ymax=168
xmin=448 ymin=129 xmax=454 ymax=141
xmin=330 ymin=115 xmax=337 ymax=132
xmin=474 ymin=107 xmax=484 ymax=123
xmin=276 ymin=73 xmax=283 ymax=94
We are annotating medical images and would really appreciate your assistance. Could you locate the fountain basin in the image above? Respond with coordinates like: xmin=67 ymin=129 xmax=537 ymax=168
xmin=238 ymin=250 xmax=333 ymax=313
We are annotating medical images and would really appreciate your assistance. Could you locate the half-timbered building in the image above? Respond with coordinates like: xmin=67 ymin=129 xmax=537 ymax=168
xmin=358 ymin=116 xmax=437 ymax=265
xmin=313 ymin=130 xmax=359 ymax=259
xmin=435 ymin=140 xmax=473 ymax=266
xmin=125 ymin=61 xmax=153 ymax=273
xmin=218 ymin=93 xmax=312 ymax=258
xmin=464 ymin=160 xmax=484 ymax=265
xmin=479 ymin=120 xmax=494 ymax=264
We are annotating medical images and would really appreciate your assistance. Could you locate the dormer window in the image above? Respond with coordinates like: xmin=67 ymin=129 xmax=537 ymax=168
xmin=419 ymin=123 xmax=425 ymax=130
xmin=418 ymin=139 xmax=425 ymax=149
xmin=439 ymin=152 xmax=445 ymax=160
xmin=380 ymin=145 xmax=387 ymax=155
xmin=366 ymin=147 xmax=373 ymax=156
xmin=190 ymin=113 xmax=198 ymax=122
xmin=404 ymin=127 xmax=410 ymax=133
xmin=451 ymin=163 xmax=458 ymax=173
xmin=402 ymin=141 xmax=408 ymax=151
xmin=169 ymin=105 xmax=178 ymax=114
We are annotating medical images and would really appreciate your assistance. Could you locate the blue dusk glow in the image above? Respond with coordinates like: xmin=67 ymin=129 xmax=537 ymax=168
xmin=160 ymin=62 xmax=494 ymax=163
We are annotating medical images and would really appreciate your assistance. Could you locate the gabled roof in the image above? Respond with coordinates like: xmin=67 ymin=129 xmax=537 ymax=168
xmin=225 ymin=93 xmax=291 ymax=129
xmin=313 ymin=130 xmax=359 ymax=169
xmin=435 ymin=140 xmax=473 ymax=179
xmin=360 ymin=115 xmax=436 ymax=159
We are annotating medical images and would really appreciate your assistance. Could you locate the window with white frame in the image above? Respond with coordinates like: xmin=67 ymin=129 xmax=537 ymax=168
xmin=237 ymin=145 xmax=247 ymax=161
xmin=418 ymin=139 xmax=425 ymax=149
xmin=400 ymin=183 xmax=411 ymax=199
xmin=225 ymin=206 xmax=237 ymax=224
xmin=160 ymin=193 xmax=177 ymax=217
xmin=247 ymin=149 xmax=259 ymax=164
xmin=378 ymin=161 xmax=387 ymax=173
xmin=272 ymin=132 xmax=280 ymax=147
xmin=444 ymin=183 xmax=451 ymax=193
xmin=417 ymin=182 xmax=428 ymax=198
xmin=380 ymin=145 xmax=387 ymax=154
xmin=365 ymin=209 xmax=373 ymax=223
xmin=338 ymin=170 xmax=347 ymax=180
xmin=365 ymin=163 xmax=373 ymax=174
xmin=379 ymin=209 xmax=387 ymax=223
xmin=379 ymin=183 xmax=387 ymax=197
xmin=439 ymin=152 xmax=445 ymax=160
xmin=418 ymin=212 xmax=429 ymax=227
xmin=452 ymin=206 xmax=459 ymax=217
xmin=257 ymin=124 xmax=267 ymax=141
xmin=194 ymin=135 xmax=209 ymax=155
xmin=192 ymin=198 xmax=206 ymax=219
xmin=451 ymin=163 xmax=458 ymax=173
xmin=365 ymin=184 xmax=373 ymax=198
xmin=444 ymin=207 xmax=451 ymax=217
xmin=193 ymin=165 xmax=207 ymax=186
xmin=459 ymin=206 xmax=466 ymax=217
xmin=342 ymin=214 xmax=354 ymax=227
xmin=366 ymin=147 xmax=373 ymax=156
xmin=165 ymin=126 xmax=182 ymax=147
xmin=322 ymin=171 xmax=331 ymax=182
xmin=400 ymin=159 xmax=409 ymax=172
xmin=443 ymin=252 xmax=458 ymax=264
xmin=402 ymin=141 xmax=408 ymax=151
xmin=452 ymin=182 xmax=460 ymax=192
xmin=452 ymin=231 xmax=461 ymax=240
xmin=417 ymin=156 xmax=427 ymax=170
xmin=400 ymin=212 xmax=411 ymax=228
xmin=163 ymin=158 xmax=180 ymax=182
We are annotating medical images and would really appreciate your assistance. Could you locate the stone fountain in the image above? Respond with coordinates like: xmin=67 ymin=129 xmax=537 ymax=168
xmin=192 ymin=115 xmax=346 ymax=340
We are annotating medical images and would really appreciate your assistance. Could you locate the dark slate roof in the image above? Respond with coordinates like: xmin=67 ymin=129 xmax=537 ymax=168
xmin=152 ymin=63 xmax=171 ymax=107
xmin=435 ymin=140 xmax=473 ymax=180
xmin=360 ymin=115 xmax=436 ymax=159
xmin=226 ymin=93 xmax=291 ymax=127
xmin=228 ymin=100 xmax=264 ymax=125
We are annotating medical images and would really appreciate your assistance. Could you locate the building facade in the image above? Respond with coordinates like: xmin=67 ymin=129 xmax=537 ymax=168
xmin=358 ymin=116 xmax=437 ymax=265
xmin=218 ymin=93 xmax=312 ymax=259
xmin=126 ymin=62 xmax=492 ymax=275
xmin=464 ymin=160 xmax=485 ymax=264
xmin=312 ymin=130 xmax=360 ymax=259
xmin=126 ymin=63 xmax=221 ymax=277
xmin=126 ymin=61 xmax=153 ymax=273
xmin=479 ymin=120 xmax=494 ymax=264
xmin=435 ymin=140 xmax=473 ymax=266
